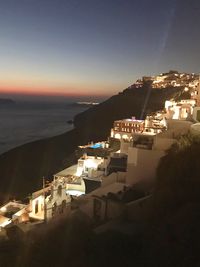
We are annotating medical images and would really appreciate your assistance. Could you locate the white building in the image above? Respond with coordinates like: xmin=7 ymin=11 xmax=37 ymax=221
xmin=165 ymin=99 xmax=196 ymax=120
xmin=126 ymin=119 xmax=193 ymax=186
xmin=0 ymin=201 xmax=28 ymax=229
xmin=144 ymin=112 xmax=167 ymax=134
xmin=77 ymin=155 xmax=107 ymax=179
xmin=55 ymin=165 xmax=86 ymax=196
xmin=29 ymin=166 xmax=86 ymax=221
xmin=126 ymin=132 xmax=164 ymax=185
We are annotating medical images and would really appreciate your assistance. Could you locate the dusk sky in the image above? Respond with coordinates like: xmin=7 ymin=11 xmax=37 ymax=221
xmin=0 ymin=0 xmax=200 ymax=98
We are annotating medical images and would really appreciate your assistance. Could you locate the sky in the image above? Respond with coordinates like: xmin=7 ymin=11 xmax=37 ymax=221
xmin=0 ymin=0 xmax=200 ymax=99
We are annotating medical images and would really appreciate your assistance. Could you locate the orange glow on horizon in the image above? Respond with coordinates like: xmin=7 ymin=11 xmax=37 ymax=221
xmin=0 ymin=85 xmax=112 ymax=97
xmin=0 ymin=75 xmax=123 ymax=98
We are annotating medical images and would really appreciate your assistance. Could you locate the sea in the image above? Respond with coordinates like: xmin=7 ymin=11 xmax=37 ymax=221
xmin=0 ymin=100 xmax=88 ymax=155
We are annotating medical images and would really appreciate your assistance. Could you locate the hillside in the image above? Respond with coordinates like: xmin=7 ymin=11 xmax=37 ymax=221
xmin=0 ymin=85 xmax=184 ymax=201
xmin=74 ymin=84 xmax=183 ymax=140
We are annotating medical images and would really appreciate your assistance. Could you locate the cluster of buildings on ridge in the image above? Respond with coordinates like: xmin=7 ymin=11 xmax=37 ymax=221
xmin=130 ymin=70 xmax=199 ymax=90
xmin=1 ymin=76 xmax=200 ymax=237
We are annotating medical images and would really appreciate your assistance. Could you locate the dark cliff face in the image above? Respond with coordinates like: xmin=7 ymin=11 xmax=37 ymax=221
xmin=0 ymin=85 xmax=184 ymax=199
xmin=74 ymin=85 xmax=183 ymax=142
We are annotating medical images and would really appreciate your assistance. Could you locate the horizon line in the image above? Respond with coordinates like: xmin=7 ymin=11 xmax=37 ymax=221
xmin=0 ymin=90 xmax=111 ymax=98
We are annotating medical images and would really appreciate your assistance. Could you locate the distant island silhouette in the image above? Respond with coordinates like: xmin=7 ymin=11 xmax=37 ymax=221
xmin=0 ymin=98 xmax=15 ymax=105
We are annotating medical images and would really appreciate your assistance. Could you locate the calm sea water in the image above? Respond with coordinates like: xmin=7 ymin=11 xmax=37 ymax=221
xmin=0 ymin=101 xmax=87 ymax=155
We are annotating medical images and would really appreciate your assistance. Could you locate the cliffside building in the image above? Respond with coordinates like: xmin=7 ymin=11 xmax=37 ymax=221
xmin=165 ymin=99 xmax=196 ymax=120
xmin=126 ymin=131 xmax=173 ymax=185
xmin=111 ymin=118 xmax=145 ymax=140
xmin=29 ymin=166 xmax=86 ymax=221
xmin=0 ymin=201 xmax=28 ymax=229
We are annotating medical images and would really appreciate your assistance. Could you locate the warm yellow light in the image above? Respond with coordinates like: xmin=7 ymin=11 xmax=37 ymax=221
xmin=0 ymin=207 xmax=7 ymax=213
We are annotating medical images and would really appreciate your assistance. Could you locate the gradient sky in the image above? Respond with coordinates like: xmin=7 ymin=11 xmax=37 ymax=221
xmin=0 ymin=0 xmax=200 ymax=98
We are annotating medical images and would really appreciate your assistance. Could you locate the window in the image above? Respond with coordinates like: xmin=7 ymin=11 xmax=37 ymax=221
xmin=35 ymin=200 xmax=39 ymax=214
xmin=57 ymin=185 xmax=62 ymax=196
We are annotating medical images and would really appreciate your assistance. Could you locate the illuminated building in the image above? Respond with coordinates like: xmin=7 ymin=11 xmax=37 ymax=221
xmin=29 ymin=166 xmax=85 ymax=221
xmin=110 ymin=118 xmax=145 ymax=140
xmin=126 ymin=131 xmax=175 ymax=185
xmin=165 ymin=99 xmax=196 ymax=120
xmin=192 ymin=78 xmax=200 ymax=107
xmin=0 ymin=201 xmax=28 ymax=229
xmin=144 ymin=112 xmax=167 ymax=134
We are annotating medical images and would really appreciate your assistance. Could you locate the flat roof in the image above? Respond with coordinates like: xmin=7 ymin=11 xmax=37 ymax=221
xmin=32 ymin=186 xmax=51 ymax=198
xmin=115 ymin=119 xmax=144 ymax=123
xmin=0 ymin=201 xmax=26 ymax=214
xmin=66 ymin=190 xmax=84 ymax=196
xmin=61 ymin=175 xmax=82 ymax=184
xmin=55 ymin=164 xmax=78 ymax=177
